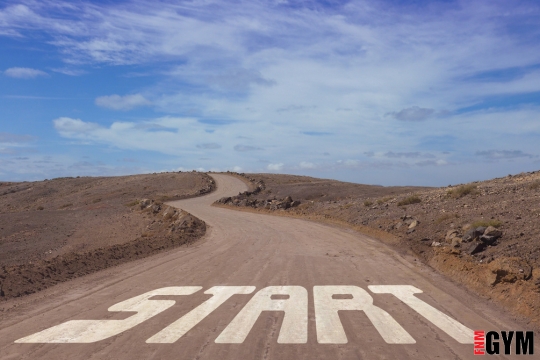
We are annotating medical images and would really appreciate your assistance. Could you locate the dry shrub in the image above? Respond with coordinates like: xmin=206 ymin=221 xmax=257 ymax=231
xmin=397 ymin=195 xmax=421 ymax=206
xmin=364 ymin=200 xmax=373 ymax=207
xmin=529 ymin=180 xmax=540 ymax=190
xmin=447 ymin=184 xmax=478 ymax=199
xmin=436 ymin=213 xmax=460 ymax=224
xmin=471 ymin=219 xmax=502 ymax=228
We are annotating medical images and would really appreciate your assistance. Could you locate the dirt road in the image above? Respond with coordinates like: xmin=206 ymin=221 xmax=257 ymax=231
xmin=0 ymin=175 xmax=527 ymax=359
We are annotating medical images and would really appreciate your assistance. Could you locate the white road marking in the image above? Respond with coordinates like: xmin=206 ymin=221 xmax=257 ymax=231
xmin=368 ymin=285 xmax=473 ymax=344
xmin=313 ymin=286 xmax=416 ymax=344
xmin=14 ymin=285 xmax=476 ymax=345
xmin=146 ymin=286 xmax=255 ymax=343
xmin=214 ymin=286 xmax=308 ymax=344
xmin=14 ymin=287 xmax=202 ymax=343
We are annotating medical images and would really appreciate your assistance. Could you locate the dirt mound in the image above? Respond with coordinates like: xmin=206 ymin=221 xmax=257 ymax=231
xmin=215 ymin=170 xmax=540 ymax=329
xmin=0 ymin=172 xmax=214 ymax=300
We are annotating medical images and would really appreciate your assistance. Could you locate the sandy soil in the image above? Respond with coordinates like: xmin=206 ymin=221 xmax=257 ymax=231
xmin=0 ymin=172 xmax=214 ymax=300
xmin=215 ymin=170 xmax=540 ymax=329
xmin=0 ymin=174 xmax=526 ymax=359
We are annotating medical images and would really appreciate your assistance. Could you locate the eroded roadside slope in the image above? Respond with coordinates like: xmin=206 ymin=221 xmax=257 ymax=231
xmin=0 ymin=172 xmax=214 ymax=300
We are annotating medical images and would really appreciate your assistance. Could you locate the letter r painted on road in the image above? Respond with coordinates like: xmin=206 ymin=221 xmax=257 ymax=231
xmin=15 ymin=287 xmax=202 ymax=343
xmin=215 ymin=286 xmax=308 ymax=344
xmin=313 ymin=286 xmax=415 ymax=344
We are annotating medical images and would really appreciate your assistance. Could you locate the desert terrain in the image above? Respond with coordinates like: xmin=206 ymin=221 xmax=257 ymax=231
xmin=215 ymin=170 xmax=540 ymax=330
xmin=0 ymin=171 xmax=214 ymax=300
xmin=0 ymin=174 xmax=529 ymax=359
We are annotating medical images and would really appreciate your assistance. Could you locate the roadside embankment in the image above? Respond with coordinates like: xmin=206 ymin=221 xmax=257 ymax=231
xmin=0 ymin=171 xmax=214 ymax=300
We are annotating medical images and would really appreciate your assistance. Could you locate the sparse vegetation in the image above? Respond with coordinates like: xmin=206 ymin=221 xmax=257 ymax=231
xmin=125 ymin=200 xmax=139 ymax=207
xmin=59 ymin=203 xmax=73 ymax=209
xmin=529 ymin=180 xmax=540 ymax=190
xmin=36 ymin=206 xmax=44 ymax=210
xmin=435 ymin=213 xmax=460 ymax=223
xmin=471 ymin=219 xmax=502 ymax=228
xmin=92 ymin=198 xmax=101 ymax=203
xmin=397 ymin=195 xmax=421 ymax=206
xmin=364 ymin=200 xmax=373 ymax=207
xmin=376 ymin=196 xmax=393 ymax=205
xmin=447 ymin=184 xmax=478 ymax=199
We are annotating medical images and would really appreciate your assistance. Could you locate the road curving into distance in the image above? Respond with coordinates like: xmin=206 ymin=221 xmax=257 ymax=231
xmin=0 ymin=174 xmax=525 ymax=359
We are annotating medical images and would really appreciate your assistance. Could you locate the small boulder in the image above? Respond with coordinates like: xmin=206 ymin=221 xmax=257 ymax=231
xmin=475 ymin=226 xmax=487 ymax=235
xmin=219 ymin=197 xmax=232 ymax=204
xmin=431 ymin=241 xmax=442 ymax=247
xmin=446 ymin=230 xmax=460 ymax=242
xmin=408 ymin=220 xmax=419 ymax=229
xmin=151 ymin=204 xmax=161 ymax=214
xmin=465 ymin=241 xmax=485 ymax=255
xmin=484 ymin=226 xmax=502 ymax=239
xmin=451 ymin=237 xmax=462 ymax=248
xmin=463 ymin=227 xmax=483 ymax=242
xmin=139 ymin=199 xmax=152 ymax=210
xmin=480 ymin=235 xmax=497 ymax=245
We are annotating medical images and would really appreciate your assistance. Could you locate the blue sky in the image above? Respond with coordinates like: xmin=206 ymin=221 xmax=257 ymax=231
xmin=1 ymin=0 xmax=539 ymax=186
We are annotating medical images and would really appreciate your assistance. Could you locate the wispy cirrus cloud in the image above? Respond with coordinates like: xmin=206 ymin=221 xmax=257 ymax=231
xmin=4 ymin=67 xmax=48 ymax=78
xmin=476 ymin=150 xmax=536 ymax=160
xmin=234 ymin=144 xmax=263 ymax=152
xmin=196 ymin=143 xmax=221 ymax=149
xmin=95 ymin=94 xmax=152 ymax=111
xmin=387 ymin=106 xmax=436 ymax=122
xmin=1 ymin=1 xmax=540 ymax=184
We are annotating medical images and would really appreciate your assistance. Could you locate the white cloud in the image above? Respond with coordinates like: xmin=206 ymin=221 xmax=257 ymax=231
xmin=387 ymin=106 xmax=436 ymax=122
xmin=2 ymin=1 xmax=540 ymax=184
xmin=53 ymin=117 xmax=100 ymax=135
xmin=95 ymin=94 xmax=152 ymax=111
xmin=476 ymin=150 xmax=535 ymax=160
xmin=4 ymin=67 xmax=48 ymax=78
xmin=232 ymin=166 xmax=242 ymax=172
xmin=299 ymin=161 xmax=316 ymax=169
xmin=267 ymin=163 xmax=284 ymax=171
xmin=51 ymin=68 xmax=86 ymax=76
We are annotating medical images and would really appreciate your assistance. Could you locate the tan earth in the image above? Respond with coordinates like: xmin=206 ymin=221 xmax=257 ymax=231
xmin=0 ymin=174 xmax=529 ymax=359
xmin=217 ymin=171 xmax=540 ymax=330
xmin=0 ymin=172 xmax=214 ymax=299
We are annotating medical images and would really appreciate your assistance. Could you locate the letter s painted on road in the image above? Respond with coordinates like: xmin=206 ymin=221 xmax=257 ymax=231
xmin=15 ymin=287 xmax=202 ymax=343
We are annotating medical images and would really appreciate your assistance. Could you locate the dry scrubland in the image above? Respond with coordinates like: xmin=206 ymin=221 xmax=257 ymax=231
xmin=215 ymin=170 xmax=540 ymax=329
xmin=2 ymin=168 xmax=539 ymax=330
xmin=0 ymin=172 xmax=214 ymax=300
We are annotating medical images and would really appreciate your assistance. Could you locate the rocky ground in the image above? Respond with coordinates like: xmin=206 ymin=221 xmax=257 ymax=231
xmin=214 ymin=170 xmax=540 ymax=329
xmin=0 ymin=172 xmax=214 ymax=300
